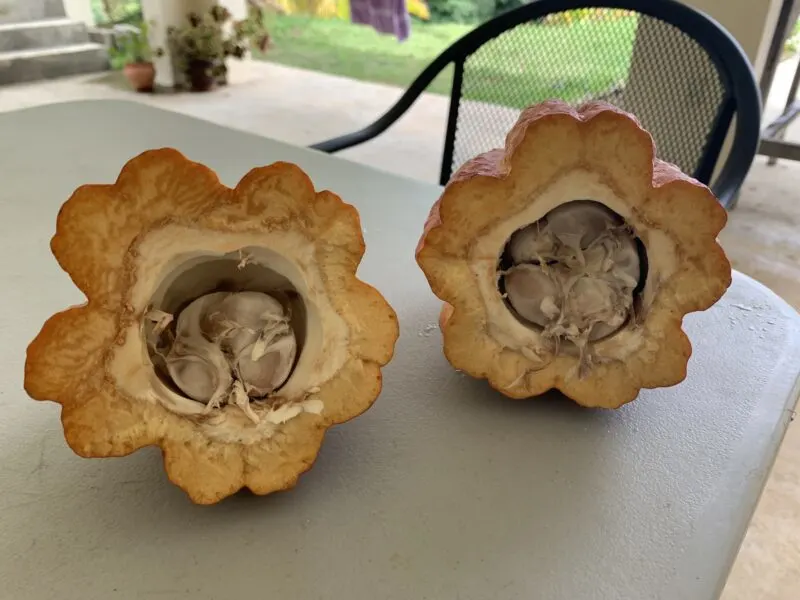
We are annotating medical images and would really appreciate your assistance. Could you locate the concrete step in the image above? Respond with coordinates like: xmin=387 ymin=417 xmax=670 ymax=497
xmin=0 ymin=0 xmax=66 ymax=24
xmin=0 ymin=43 xmax=108 ymax=86
xmin=0 ymin=19 xmax=89 ymax=52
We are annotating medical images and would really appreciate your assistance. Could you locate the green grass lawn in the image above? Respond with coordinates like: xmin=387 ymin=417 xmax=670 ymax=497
xmin=259 ymin=14 xmax=639 ymax=109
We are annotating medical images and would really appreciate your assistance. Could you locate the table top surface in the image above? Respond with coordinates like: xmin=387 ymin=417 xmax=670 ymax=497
xmin=2 ymin=100 xmax=799 ymax=600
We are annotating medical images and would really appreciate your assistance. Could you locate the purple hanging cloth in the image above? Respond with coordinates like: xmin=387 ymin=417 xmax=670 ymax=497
xmin=350 ymin=0 xmax=411 ymax=42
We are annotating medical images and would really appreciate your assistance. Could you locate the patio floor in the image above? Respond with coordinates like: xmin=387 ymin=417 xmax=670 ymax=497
xmin=1 ymin=59 xmax=799 ymax=600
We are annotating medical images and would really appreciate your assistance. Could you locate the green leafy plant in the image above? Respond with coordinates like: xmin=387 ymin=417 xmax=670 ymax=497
xmin=167 ymin=3 xmax=271 ymax=85
xmin=108 ymin=21 xmax=162 ymax=70
xmin=492 ymin=0 xmax=527 ymax=17
xmin=784 ymin=18 xmax=800 ymax=56
xmin=92 ymin=0 xmax=143 ymax=26
xmin=426 ymin=0 xmax=495 ymax=24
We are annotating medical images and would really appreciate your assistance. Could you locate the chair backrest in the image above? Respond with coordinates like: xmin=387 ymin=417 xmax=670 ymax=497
xmin=360 ymin=0 xmax=760 ymax=205
xmin=310 ymin=0 xmax=761 ymax=206
xmin=444 ymin=1 xmax=762 ymax=206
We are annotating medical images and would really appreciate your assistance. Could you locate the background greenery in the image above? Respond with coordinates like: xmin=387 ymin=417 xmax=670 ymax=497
xmin=92 ymin=0 xmax=800 ymax=110
xmin=784 ymin=17 xmax=800 ymax=55
xmin=426 ymin=0 xmax=541 ymax=24
xmin=91 ymin=0 xmax=142 ymax=25
xmin=259 ymin=13 xmax=638 ymax=107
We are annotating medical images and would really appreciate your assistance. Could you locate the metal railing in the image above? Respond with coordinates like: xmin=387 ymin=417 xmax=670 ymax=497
xmin=758 ymin=0 xmax=800 ymax=163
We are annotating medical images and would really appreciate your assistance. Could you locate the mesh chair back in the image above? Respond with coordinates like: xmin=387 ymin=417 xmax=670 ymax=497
xmin=449 ymin=8 xmax=727 ymax=183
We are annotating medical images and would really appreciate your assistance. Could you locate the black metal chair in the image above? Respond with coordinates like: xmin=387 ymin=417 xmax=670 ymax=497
xmin=310 ymin=0 xmax=761 ymax=209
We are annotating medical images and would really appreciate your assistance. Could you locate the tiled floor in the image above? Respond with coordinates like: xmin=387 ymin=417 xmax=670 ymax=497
xmin=1 ymin=59 xmax=798 ymax=599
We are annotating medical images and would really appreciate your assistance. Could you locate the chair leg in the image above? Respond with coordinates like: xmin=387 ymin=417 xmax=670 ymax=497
xmin=726 ymin=190 xmax=741 ymax=211
xmin=766 ymin=43 xmax=800 ymax=167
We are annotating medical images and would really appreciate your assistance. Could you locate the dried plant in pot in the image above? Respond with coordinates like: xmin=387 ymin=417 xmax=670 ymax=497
xmin=416 ymin=100 xmax=731 ymax=408
xmin=167 ymin=3 xmax=271 ymax=92
xmin=24 ymin=149 xmax=399 ymax=504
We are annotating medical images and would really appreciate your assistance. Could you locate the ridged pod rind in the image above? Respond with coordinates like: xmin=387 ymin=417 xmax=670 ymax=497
xmin=25 ymin=148 xmax=399 ymax=504
xmin=415 ymin=100 xmax=731 ymax=408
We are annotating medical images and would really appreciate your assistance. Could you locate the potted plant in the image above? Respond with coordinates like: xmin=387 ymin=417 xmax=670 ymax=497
xmin=167 ymin=3 xmax=271 ymax=93
xmin=109 ymin=22 xmax=163 ymax=93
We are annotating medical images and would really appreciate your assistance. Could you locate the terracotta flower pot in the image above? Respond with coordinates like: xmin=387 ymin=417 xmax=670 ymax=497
xmin=187 ymin=59 xmax=215 ymax=92
xmin=123 ymin=62 xmax=155 ymax=93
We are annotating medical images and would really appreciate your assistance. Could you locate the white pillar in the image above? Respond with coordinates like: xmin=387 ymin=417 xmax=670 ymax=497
xmin=62 ymin=0 xmax=96 ymax=26
xmin=220 ymin=0 xmax=248 ymax=20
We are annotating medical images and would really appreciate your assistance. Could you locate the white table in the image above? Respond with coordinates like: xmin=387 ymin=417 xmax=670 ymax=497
xmin=1 ymin=100 xmax=799 ymax=600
